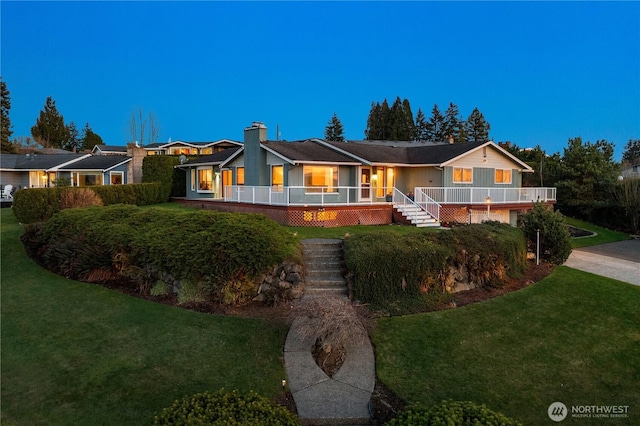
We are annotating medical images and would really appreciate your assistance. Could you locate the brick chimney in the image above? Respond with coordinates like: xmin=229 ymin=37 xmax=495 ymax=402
xmin=127 ymin=143 xmax=146 ymax=184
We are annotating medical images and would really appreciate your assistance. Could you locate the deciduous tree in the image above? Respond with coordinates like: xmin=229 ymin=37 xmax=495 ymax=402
xmin=129 ymin=107 xmax=160 ymax=146
xmin=324 ymin=113 xmax=345 ymax=141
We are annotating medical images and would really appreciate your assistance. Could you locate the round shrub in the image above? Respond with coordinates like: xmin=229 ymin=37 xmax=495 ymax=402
xmin=518 ymin=203 xmax=572 ymax=264
xmin=387 ymin=400 xmax=522 ymax=426
xmin=153 ymin=389 xmax=300 ymax=425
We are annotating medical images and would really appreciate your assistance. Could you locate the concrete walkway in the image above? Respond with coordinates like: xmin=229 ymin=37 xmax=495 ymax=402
xmin=284 ymin=314 xmax=375 ymax=425
xmin=564 ymin=240 xmax=640 ymax=286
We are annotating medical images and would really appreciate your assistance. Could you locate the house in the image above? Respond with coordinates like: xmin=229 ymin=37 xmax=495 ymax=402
xmin=141 ymin=139 xmax=242 ymax=156
xmin=176 ymin=122 xmax=556 ymax=227
xmin=0 ymin=153 xmax=131 ymax=190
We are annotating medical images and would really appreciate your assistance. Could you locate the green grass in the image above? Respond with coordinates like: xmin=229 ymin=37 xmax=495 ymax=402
xmin=0 ymin=209 xmax=288 ymax=425
xmin=566 ymin=217 xmax=629 ymax=248
xmin=374 ymin=266 xmax=640 ymax=425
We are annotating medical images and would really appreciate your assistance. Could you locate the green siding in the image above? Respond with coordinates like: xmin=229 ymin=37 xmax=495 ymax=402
xmin=444 ymin=167 xmax=520 ymax=188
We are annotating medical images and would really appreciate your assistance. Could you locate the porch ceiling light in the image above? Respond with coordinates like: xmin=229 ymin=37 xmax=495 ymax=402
xmin=485 ymin=196 xmax=491 ymax=205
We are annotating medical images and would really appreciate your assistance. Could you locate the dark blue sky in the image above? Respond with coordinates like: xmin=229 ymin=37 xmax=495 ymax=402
xmin=2 ymin=1 xmax=638 ymax=158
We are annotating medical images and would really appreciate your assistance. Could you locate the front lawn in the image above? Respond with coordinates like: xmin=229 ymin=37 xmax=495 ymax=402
xmin=566 ymin=217 xmax=629 ymax=248
xmin=374 ymin=266 xmax=640 ymax=425
xmin=0 ymin=209 xmax=289 ymax=425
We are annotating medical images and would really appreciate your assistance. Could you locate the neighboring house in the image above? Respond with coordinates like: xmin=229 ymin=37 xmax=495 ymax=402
xmin=91 ymin=145 xmax=128 ymax=155
xmin=176 ymin=122 xmax=556 ymax=227
xmin=0 ymin=153 xmax=131 ymax=189
xmin=621 ymin=163 xmax=640 ymax=179
xmin=142 ymin=139 xmax=242 ymax=156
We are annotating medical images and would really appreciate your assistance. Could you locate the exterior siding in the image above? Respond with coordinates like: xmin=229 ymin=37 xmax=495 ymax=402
xmin=396 ymin=167 xmax=442 ymax=193
xmin=448 ymin=145 xmax=517 ymax=170
xmin=0 ymin=171 xmax=28 ymax=189
xmin=443 ymin=166 xmax=520 ymax=188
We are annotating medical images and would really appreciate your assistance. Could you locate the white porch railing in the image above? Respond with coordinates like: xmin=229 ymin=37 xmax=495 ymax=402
xmin=416 ymin=187 xmax=556 ymax=204
xmin=224 ymin=185 xmax=394 ymax=206
xmin=414 ymin=188 xmax=441 ymax=222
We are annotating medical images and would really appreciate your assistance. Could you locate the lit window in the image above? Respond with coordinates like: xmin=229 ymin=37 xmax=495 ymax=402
xmin=272 ymin=165 xmax=284 ymax=191
xmin=304 ymin=166 xmax=338 ymax=193
xmin=237 ymin=167 xmax=245 ymax=185
xmin=495 ymin=169 xmax=512 ymax=184
xmin=198 ymin=168 xmax=213 ymax=191
xmin=110 ymin=172 xmax=124 ymax=185
xmin=453 ymin=167 xmax=473 ymax=183
xmin=200 ymin=148 xmax=212 ymax=155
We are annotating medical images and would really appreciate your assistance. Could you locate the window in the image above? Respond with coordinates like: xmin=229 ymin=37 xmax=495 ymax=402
xmin=171 ymin=147 xmax=192 ymax=155
xmin=495 ymin=169 xmax=512 ymax=184
xmin=200 ymin=148 xmax=212 ymax=155
xmin=304 ymin=166 xmax=338 ymax=193
xmin=222 ymin=170 xmax=232 ymax=197
xmin=78 ymin=173 xmax=103 ymax=186
xmin=453 ymin=167 xmax=473 ymax=183
xmin=198 ymin=168 xmax=213 ymax=191
xmin=110 ymin=171 xmax=124 ymax=185
xmin=191 ymin=169 xmax=195 ymax=191
xmin=237 ymin=167 xmax=245 ymax=185
xmin=271 ymin=165 xmax=284 ymax=191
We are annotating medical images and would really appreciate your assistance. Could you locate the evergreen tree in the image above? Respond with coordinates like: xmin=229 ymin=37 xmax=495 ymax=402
xmin=401 ymin=98 xmax=416 ymax=141
xmin=443 ymin=102 xmax=462 ymax=143
xmin=380 ymin=98 xmax=391 ymax=140
xmin=622 ymin=139 xmax=640 ymax=164
xmin=555 ymin=137 xmax=619 ymax=220
xmin=389 ymin=97 xmax=405 ymax=140
xmin=426 ymin=104 xmax=445 ymax=141
xmin=62 ymin=121 xmax=81 ymax=151
xmin=31 ymin=97 xmax=70 ymax=148
xmin=324 ymin=113 xmax=345 ymax=142
xmin=1 ymin=78 xmax=15 ymax=153
xmin=414 ymin=107 xmax=428 ymax=140
xmin=81 ymin=123 xmax=104 ymax=150
xmin=465 ymin=107 xmax=491 ymax=142
xmin=365 ymin=102 xmax=382 ymax=140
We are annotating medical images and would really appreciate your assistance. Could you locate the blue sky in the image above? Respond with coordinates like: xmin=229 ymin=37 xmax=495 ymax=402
xmin=2 ymin=1 xmax=638 ymax=159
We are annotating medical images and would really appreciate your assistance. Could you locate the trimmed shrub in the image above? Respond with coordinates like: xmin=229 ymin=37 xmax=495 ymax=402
xmin=518 ymin=203 xmax=572 ymax=264
xmin=59 ymin=187 xmax=103 ymax=210
xmin=345 ymin=223 xmax=526 ymax=305
xmin=387 ymin=400 xmax=522 ymax=426
xmin=153 ymin=389 xmax=300 ymax=425
xmin=142 ymin=155 xmax=180 ymax=201
xmin=21 ymin=205 xmax=298 ymax=304
xmin=345 ymin=232 xmax=454 ymax=304
xmin=12 ymin=183 xmax=164 ymax=224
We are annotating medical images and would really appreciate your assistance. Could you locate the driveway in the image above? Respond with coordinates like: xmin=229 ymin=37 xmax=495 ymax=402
xmin=564 ymin=240 xmax=640 ymax=286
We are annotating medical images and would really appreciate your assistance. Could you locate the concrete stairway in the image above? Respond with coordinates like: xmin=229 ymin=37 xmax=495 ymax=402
xmin=301 ymin=238 xmax=348 ymax=298
xmin=395 ymin=204 xmax=440 ymax=227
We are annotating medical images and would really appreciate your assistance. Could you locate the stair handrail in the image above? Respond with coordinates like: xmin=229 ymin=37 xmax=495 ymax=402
xmin=392 ymin=187 xmax=439 ymax=224
xmin=414 ymin=188 xmax=441 ymax=222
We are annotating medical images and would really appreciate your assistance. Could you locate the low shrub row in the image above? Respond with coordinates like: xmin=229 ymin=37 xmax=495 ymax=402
xmin=21 ymin=205 xmax=298 ymax=305
xmin=344 ymin=223 xmax=527 ymax=305
xmin=12 ymin=183 xmax=164 ymax=224
xmin=387 ymin=400 xmax=522 ymax=426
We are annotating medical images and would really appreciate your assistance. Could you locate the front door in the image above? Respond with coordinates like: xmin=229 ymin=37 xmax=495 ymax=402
xmin=360 ymin=167 xmax=371 ymax=201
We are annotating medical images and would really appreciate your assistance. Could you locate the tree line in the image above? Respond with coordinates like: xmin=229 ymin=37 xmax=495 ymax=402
xmin=1 ymin=78 xmax=159 ymax=154
xmin=324 ymin=97 xmax=491 ymax=143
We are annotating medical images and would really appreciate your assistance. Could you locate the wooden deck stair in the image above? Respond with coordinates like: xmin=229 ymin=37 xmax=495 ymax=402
xmin=301 ymin=239 xmax=348 ymax=298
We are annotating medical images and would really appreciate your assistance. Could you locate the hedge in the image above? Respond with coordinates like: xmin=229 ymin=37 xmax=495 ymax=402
xmin=344 ymin=223 xmax=527 ymax=304
xmin=21 ymin=205 xmax=298 ymax=305
xmin=153 ymin=389 xmax=300 ymax=425
xmin=142 ymin=155 xmax=181 ymax=201
xmin=387 ymin=400 xmax=522 ymax=426
xmin=12 ymin=183 xmax=164 ymax=224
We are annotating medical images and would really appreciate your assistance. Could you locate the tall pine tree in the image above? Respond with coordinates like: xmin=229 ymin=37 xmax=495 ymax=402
xmin=81 ymin=123 xmax=104 ymax=150
xmin=426 ymin=104 xmax=445 ymax=141
xmin=62 ymin=121 xmax=81 ymax=151
xmin=414 ymin=107 xmax=428 ymax=141
xmin=365 ymin=102 xmax=382 ymax=140
xmin=1 ymin=78 xmax=15 ymax=153
xmin=31 ymin=97 xmax=70 ymax=148
xmin=465 ymin=107 xmax=491 ymax=142
xmin=444 ymin=102 xmax=462 ymax=143
xmin=324 ymin=113 xmax=345 ymax=141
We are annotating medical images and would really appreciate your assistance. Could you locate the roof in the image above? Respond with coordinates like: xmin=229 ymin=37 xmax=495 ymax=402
xmin=179 ymin=147 xmax=243 ymax=166
xmin=0 ymin=153 xmax=89 ymax=171
xmin=145 ymin=139 xmax=242 ymax=149
xmin=58 ymin=155 xmax=131 ymax=171
xmin=261 ymin=139 xmax=361 ymax=165
xmin=92 ymin=145 xmax=128 ymax=154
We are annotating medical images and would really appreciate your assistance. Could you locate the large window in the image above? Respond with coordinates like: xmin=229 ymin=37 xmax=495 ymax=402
xmin=110 ymin=171 xmax=124 ymax=185
xmin=495 ymin=169 xmax=512 ymax=184
xmin=198 ymin=168 xmax=213 ymax=191
xmin=78 ymin=173 xmax=103 ymax=186
xmin=237 ymin=167 xmax=245 ymax=185
xmin=304 ymin=166 xmax=338 ymax=193
xmin=271 ymin=165 xmax=284 ymax=191
xmin=453 ymin=167 xmax=473 ymax=183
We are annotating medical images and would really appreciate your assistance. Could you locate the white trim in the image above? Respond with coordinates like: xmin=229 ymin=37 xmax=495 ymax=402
xmin=196 ymin=166 xmax=214 ymax=193
xmin=260 ymin=145 xmax=296 ymax=165
xmin=45 ymin=154 xmax=92 ymax=172
xmin=109 ymin=171 xmax=124 ymax=185
xmin=494 ymin=168 xmax=513 ymax=184
xmin=440 ymin=141 xmax=533 ymax=172
xmin=452 ymin=167 xmax=473 ymax=184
